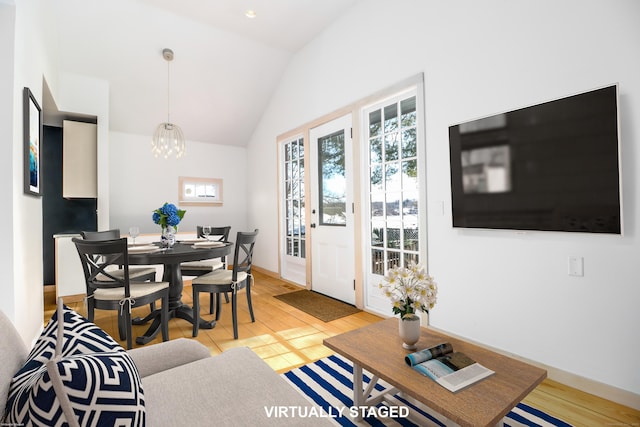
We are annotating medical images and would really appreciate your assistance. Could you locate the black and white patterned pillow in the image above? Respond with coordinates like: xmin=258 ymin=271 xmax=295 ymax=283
xmin=3 ymin=301 xmax=145 ymax=426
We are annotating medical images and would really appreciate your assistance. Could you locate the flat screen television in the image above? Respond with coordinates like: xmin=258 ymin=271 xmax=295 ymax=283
xmin=448 ymin=84 xmax=622 ymax=234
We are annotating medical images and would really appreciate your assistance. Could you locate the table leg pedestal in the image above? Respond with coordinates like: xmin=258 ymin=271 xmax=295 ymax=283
xmin=134 ymin=304 xmax=216 ymax=345
xmin=174 ymin=303 xmax=216 ymax=329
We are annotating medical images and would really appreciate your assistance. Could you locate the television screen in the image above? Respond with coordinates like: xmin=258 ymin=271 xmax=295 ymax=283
xmin=449 ymin=84 xmax=621 ymax=234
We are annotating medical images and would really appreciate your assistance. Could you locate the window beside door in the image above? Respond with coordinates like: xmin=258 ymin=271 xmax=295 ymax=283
xmin=283 ymin=137 xmax=306 ymax=258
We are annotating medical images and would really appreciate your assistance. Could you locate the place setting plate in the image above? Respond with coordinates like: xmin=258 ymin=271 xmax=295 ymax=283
xmin=128 ymin=244 xmax=161 ymax=254
xmin=178 ymin=238 xmax=208 ymax=244
xmin=191 ymin=241 xmax=226 ymax=248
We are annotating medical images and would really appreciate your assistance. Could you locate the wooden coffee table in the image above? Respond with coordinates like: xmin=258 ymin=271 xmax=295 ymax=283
xmin=323 ymin=318 xmax=546 ymax=427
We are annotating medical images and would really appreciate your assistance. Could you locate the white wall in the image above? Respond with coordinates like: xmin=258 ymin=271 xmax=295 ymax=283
xmin=247 ymin=0 xmax=640 ymax=399
xmin=5 ymin=0 xmax=59 ymax=345
xmin=0 ymin=1 xmax=16 ymax=321
xmin=109 ymin=132 xmax=248 ymax=237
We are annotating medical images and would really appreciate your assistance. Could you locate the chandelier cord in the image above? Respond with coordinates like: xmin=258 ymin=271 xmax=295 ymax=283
xmin=166 ymin=57 xmax=171 ymax=125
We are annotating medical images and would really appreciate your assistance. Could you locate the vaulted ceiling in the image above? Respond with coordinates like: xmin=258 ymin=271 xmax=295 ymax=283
xmin=48 ymin=0 xmax=357 ymax=147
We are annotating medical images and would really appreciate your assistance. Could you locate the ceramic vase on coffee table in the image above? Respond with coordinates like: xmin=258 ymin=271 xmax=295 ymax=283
xmin=399 ymin=314 xmax=421 ymax=350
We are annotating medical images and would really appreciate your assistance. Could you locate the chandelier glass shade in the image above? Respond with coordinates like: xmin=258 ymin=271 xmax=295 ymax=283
xmin=152 ymin=122 xmax=185 ymax=159
xmin=151 ymin=48 xmax=185 ymax=159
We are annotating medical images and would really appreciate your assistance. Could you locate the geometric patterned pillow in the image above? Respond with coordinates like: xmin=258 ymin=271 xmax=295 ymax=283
xmin=2 ymin=299 xmax=145 ymax=426
xmin=47 ymin=352 xmax=145 ymax=426
xmin=56 ymin=300 xmax=125 ymax=357
xmin=2 ymin=306 xmax=62 ymax=424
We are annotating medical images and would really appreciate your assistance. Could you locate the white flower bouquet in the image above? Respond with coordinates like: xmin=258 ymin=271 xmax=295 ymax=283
xmin=378 ymin=261 xmax=437 ymax=319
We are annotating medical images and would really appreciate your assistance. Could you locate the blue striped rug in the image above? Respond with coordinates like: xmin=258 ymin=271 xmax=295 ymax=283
xmin=283 ymin=354 xmax=572 ymax=427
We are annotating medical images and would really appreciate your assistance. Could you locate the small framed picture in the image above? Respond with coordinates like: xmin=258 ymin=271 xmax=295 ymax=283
xmin=23 ymin=87 xmax=42 ymax=196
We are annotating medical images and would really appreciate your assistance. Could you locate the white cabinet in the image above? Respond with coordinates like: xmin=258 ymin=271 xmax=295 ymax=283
xmin=63 ymin=120 xmax=97 ymax=198
xmin=54 ymin=234 xmax=86 ymax=300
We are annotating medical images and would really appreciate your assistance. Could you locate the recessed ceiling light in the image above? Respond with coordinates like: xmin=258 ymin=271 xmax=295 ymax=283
xmin=245 ymin=10 xmax=257 ymax=19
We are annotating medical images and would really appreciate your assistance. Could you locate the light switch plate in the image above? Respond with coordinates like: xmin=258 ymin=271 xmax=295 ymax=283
xmin=568 ymin=256 xmax=584 ymax=277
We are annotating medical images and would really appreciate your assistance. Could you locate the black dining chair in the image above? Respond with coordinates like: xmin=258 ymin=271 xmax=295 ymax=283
xmin=82 ymin=229 xmax=159 ymax=315
xmin=81 ymin=229 xmax=157 ymax=282
xmin=191 ymin=229 xmax=258 ymax=339
xmin=72 ymin=237 xmax=170 ymax=349
xmin=181 ymin=226 xmax=231 ymax=313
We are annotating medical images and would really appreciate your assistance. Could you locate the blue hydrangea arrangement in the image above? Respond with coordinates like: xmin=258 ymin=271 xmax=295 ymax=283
xmin=152 ymin=202 xmax=186 ymax=230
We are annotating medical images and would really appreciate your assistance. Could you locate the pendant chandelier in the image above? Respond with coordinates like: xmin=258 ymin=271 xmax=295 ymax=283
xmin=151 ymin=48 xmax=185 ymax=159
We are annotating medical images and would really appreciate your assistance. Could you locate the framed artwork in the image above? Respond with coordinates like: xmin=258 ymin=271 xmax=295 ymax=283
xmin=23 ymin=87 xmax=42 ymax=196
xmin=178 ymin=176 xmax=223 ymax=206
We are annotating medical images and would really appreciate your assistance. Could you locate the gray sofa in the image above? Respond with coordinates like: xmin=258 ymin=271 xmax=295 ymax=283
xmin=1 ymin=308 xmax=332 ymax=426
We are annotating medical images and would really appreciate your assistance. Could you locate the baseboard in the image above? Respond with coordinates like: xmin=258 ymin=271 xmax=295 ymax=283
xmin=251 ymin=265 xmax=279 ymax=279
xmin=60 ymin=293 xmax=85 ymax=304
xmin=426 ymin=325 xmax=640 ymax=411
xmin=252 ymin=265 xmax=309 ymax=290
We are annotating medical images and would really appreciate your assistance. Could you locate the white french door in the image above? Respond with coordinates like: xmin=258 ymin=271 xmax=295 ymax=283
xmin=309 ymin=115 xmax=355 ymax=304
xmin=279 ymin=136 xmax=306 ymax=286
xmin=362 ymin=90 xmax=425 ymax=315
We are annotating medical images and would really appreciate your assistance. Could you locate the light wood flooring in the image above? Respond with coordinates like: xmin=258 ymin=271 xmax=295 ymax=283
xmin=44 ymin=271 xmax=639 ymax=426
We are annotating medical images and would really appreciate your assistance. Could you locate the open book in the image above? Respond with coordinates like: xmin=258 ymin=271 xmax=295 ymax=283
xmin=404 ymin=343 xmax=494 ymax=392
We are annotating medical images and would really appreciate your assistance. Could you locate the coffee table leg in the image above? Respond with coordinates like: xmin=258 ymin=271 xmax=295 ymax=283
xmin=353 ymin=364 xmax=365 ymax=422
xmin=352 ymin=362 xmax=394 ymax=422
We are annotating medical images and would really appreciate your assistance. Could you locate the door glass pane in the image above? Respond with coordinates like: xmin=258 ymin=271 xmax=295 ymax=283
xmin=401 ymin=97 xmax=416 ymax=127
xmin=402 ymin=160 xmax=418 ymax=191
xmin=384 ymin=104 xmax=398 ymax=133
xmin=286 ymin=161 xmax=292 ymax=181
xmin=370 ymin=165 xmax=383 ymax=192
xmin=385 ymin=162 xmax=400 ymax=191
xmin=369 ymin=109 xmax=382 ymax=137
xmin=318 ymin=130 xmax=346 ymax=226
xmin=404 ymin=227 xmax=419 ymax=251
xmin=371 ymin=192 xmax=384 ymax=217
xmin=386 ymin=228 xmax=400 ymax=249
xmin=404 ymin=252 xmax=419 ymax=267
xmin=385 ymin=133 xmax=399 ymax=161
xmin=371 ymin=223 xmax=384 ymax=247
xmin=282 ymin=137 xmax=305 ymax=259
xmin=286 ymin=237 xmax=292 ymax=256
xmin=402 ymin=128 xmax=417 ymax=158
xmin=387 ymin=251 xmax=401 ymax=270
xmin=371 ymin=249 xmax=384 ymax=275
xmin=370 ymin=137 xmax=382 ymax=163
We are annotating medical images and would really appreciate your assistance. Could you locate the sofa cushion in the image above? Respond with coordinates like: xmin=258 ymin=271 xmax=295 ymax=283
xmin=127 ymin=338 xmax=211 ymax=378
xmin=3 ymin=301 xmax=145 ymax=426
xmin=0 ymin=310 xmax=29 ymax=417
xmin=142 ymin=347 xmax=331 ymax=426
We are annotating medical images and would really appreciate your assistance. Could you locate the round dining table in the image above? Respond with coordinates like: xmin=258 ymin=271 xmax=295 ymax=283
xmin=128 ymin=241 xmax=233 ymax=345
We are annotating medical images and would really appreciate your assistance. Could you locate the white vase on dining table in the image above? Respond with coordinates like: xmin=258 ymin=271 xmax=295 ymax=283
xmin=161 ymin=225 xmax=176 ymax=248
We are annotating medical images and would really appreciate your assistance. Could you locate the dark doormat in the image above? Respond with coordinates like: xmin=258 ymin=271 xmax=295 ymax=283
xmin=273 ymin=290 xmax=361 ymax=322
